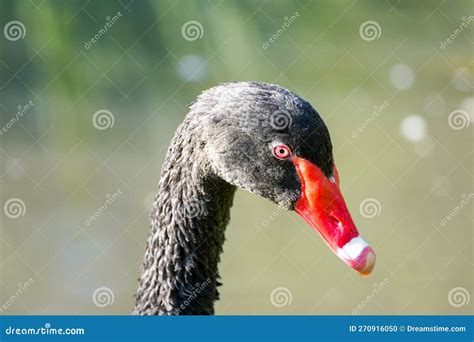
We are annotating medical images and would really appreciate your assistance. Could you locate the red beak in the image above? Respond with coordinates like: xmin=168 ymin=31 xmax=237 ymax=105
xmin=293 ymin=157 xmax=376 ymax=275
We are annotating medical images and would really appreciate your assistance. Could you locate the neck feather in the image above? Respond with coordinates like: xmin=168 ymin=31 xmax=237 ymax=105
xmin=134 ymin=121 xmax=236 ymax=315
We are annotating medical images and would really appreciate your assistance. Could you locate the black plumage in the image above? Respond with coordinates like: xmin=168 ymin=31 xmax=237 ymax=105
xmin=134 ymin=81 xmax=333 ymax=315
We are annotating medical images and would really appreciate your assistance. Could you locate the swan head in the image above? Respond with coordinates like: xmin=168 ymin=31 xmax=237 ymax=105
xmin=189 ymin=81 xmax=375 ymax=276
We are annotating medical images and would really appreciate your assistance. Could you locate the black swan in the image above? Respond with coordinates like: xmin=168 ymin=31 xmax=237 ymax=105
xmin=134 ymin=81 xmax=376 ymax=315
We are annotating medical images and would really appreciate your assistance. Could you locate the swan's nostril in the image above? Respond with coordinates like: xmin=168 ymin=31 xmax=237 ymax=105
xmin=328 ymin=214 xmax=342 ymax=228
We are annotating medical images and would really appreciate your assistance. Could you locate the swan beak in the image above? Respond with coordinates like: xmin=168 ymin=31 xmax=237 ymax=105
xmin=292 ymin=157 xmax=376 ymax=276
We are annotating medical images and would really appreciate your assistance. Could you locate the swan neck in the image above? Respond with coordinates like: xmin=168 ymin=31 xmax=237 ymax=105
xmin=134 ymin=124 xmax=236 ymax=315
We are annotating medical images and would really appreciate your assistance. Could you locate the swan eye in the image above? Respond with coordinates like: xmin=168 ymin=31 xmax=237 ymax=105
xmin=272 ymin=144 xmax=292 ymax=160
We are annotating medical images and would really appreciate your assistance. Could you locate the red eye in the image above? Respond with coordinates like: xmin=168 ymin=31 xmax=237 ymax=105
xmin=272 ymin=145 xmax=292 ymax=160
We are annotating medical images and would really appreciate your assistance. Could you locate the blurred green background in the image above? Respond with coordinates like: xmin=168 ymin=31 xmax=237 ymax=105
xmin=0 ymin=0 xmax=472 ymax=315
